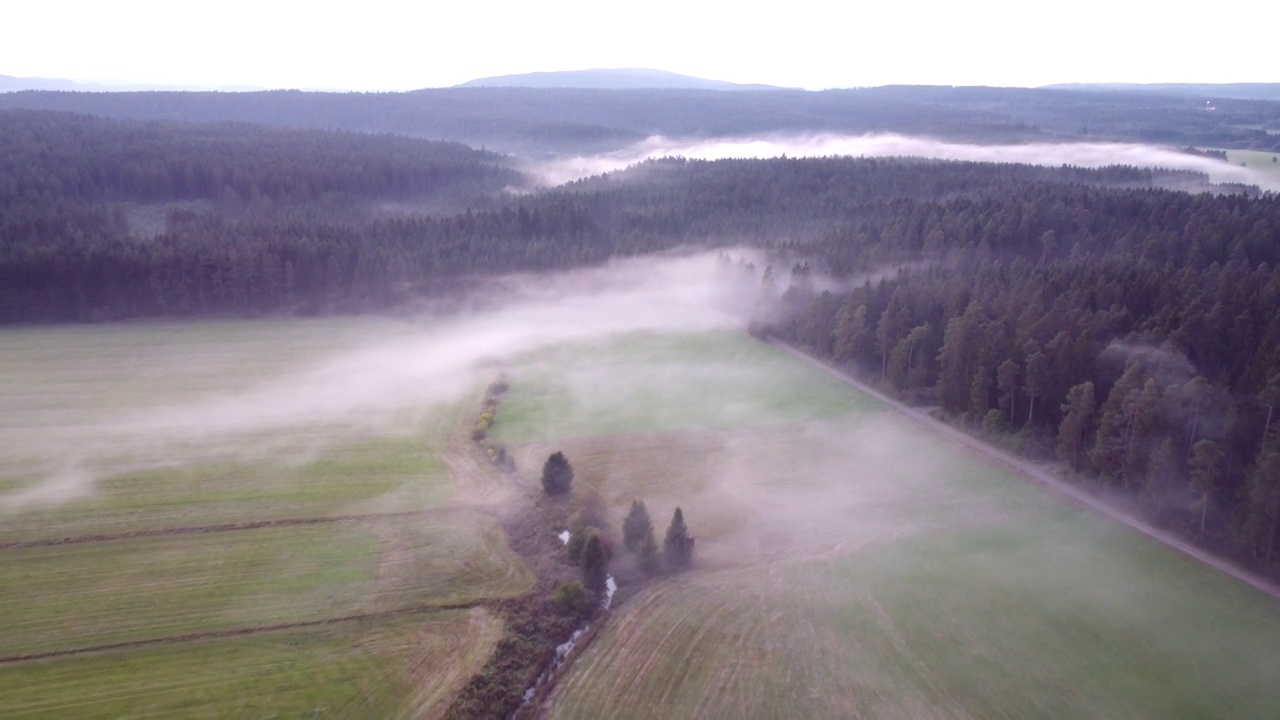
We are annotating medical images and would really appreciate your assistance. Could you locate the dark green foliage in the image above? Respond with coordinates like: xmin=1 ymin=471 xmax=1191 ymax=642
xmin=443 ymin=593 xmax=583 ymax=720
xmin=552 ymin=581 xmax=592 ymax=618
xmin=580 ymin=529 xmax=609 ymax=592
xmin=1057 ymin=382 xmax=1096 ymax=472
xmin=982 ymin=409 xmax=1008 ymax=435
xmin=1189 ymin=439 xmax=1225 ymax=537
xmin=541 ymin=452 xmax=573 ymax=496
xmin=663 ymin=507 xmax=695 ymax=569
xmin=565 ymin=513 xmax=587 ymax=564
xmin=622 ymin=499 xmax=654 ymax=553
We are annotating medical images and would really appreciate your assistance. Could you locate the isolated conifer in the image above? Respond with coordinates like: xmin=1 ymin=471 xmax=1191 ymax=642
xmin=622 ymin=499 xmax=654 ymax=553
xmin=663 ymin=507 xmax=694 ymax=569
xmin=541 ymin=451 xmax=574 ymax=495
xmin=580 ymin=529 xmax=609 ymax=592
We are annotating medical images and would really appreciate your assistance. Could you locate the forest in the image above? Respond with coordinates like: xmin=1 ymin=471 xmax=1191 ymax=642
xmin=4 ymin=103 xmax=1280 ymax=571
xmin=0 ymin=108 xmax=1248 ymax=322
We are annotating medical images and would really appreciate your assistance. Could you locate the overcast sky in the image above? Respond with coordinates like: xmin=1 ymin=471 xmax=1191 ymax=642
xmin=3 ymin=0 xmax=1276 ymax=91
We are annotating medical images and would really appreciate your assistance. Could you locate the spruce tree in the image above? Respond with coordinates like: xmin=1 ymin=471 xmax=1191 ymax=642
xmin=580 ymin=529 xmax=609 ymax=592
xmin=663 ymin=507 xmax=694 ymax=569
xmin=541 ymin=451 xmax=574 ymax=495
xmin=623 ymin=500 xmax=654 ymax=553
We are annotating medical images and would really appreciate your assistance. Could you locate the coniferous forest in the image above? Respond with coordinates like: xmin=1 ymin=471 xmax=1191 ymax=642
xmin=3 ymin=93 xmax=1280 ymax=571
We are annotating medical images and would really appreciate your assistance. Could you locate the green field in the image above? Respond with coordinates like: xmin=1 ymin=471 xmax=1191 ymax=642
xmin=9 ymin=320 xmax=1280 ymax=717
xmin=486 ymin=331 xmax=1280 ymax=718
xmin=0 ymin=317 xmax=529 ymax=716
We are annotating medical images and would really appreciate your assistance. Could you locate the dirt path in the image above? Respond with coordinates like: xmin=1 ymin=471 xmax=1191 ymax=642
xmin=769 ymin=339 xmax=1280 ymax=602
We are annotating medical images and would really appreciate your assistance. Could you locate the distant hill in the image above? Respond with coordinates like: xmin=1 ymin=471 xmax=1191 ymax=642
xmin=1044 ymin=83 xmax=1280 ymax=102
xmin=455 ymin=68 xmax=788 ymax=91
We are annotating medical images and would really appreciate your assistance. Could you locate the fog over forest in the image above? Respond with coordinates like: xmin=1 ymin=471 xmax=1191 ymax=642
xmin=531 ymin=133 xmax=1269 ymax=188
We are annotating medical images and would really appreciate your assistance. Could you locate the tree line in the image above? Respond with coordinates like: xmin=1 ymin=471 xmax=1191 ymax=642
xmin=2 ymin=85 xmax=1277 ymax=153
xmin=3 ymin=116 xmax=1250 ymax=323
xmin=754 ymin=181 xmax=1280 ymax=565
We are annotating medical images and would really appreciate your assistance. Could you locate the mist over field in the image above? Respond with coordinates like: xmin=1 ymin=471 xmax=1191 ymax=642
xmin=0 ymin=252 xmax=751 ymax=511
xmin=529 ymin=132 xmax=1268 ymax=188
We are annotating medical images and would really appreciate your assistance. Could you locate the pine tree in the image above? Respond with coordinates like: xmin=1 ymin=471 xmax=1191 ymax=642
xmin=622 ymin=499 xmax=654 ymax=553
xmin=1057 ymin=381 xmax=1095 ymax=472
xmin=1244 ymin=440 xmax=1280 ymax=562
xmin=1143 ymin=437 xmax=1181 ymax=516
xmin=663 ymin=507 xmax=695 ymax=569
xmin=1189 ymin=439 xmax=1224 ymax=538
xmin=997 ymin=358 xmax=1020 ymax=426
xmin=580 ymin=529 xmax=609 ymax=592
xmin=541 ymin=451 xmax=574 ymax=495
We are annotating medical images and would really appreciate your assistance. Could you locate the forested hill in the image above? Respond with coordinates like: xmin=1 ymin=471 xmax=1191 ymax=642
xmin=0 ymin=109 xmax=518 ymax=212
xmin=2 ymin=86 xmax=1278 ymax=153
xmin=0 ymin=111 xmax=1267 ymax=324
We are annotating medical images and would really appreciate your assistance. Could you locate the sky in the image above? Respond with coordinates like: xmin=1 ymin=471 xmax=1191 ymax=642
xmin=2 ymin=0 xmax=1276 ymax=91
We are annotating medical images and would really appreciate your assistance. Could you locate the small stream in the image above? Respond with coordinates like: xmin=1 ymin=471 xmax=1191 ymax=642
xmin=519 ymin=533 xmax=616 ymax=707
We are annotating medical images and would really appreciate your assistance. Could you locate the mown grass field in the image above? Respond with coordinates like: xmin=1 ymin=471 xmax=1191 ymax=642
xmin=488 ymin=330 xmax=1280 ymax=719
xmin=1226 ymin=148 xmax=1280 ymax=175
xmin=0 ymin=317 xmax=529 ymax=716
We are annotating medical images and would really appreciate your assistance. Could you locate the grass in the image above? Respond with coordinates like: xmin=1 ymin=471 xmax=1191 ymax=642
xmin=1202 ymin=147 xmax=1280 ymax=190
xmin=482 ymin=330 xmax=1280 ymax=718
xmin=493 ymin=330 xmax=874 ymax=441
xmin=0 ymin=433 xmax=453 ymax=542
xmin=0 ymin=317 xmax=528 ymax=715
xmin=0 ymin=513 xmax=529 ymax=658
xmin=0 ymin=609 xmax=503 ymax=719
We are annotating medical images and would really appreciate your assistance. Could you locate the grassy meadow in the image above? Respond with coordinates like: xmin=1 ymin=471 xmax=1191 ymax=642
xmin=487 ymin=330 xmax=1280 ymax=719
xmin=7 ymin=318 xmax=1280 ymax=717
xmin=0 ymin=317 xmax=529 ymax=717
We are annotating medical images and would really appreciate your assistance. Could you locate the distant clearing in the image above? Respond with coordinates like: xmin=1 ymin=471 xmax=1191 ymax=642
xmin=1201 ymin=147 xmax=1280 ymax=188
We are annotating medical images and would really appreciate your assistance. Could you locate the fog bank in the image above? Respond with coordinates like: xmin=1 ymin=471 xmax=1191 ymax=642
xmin=1 ymin=251 xmax=754 ymax=511
xmin=529 ymin=133 xmax=1269 ymax=189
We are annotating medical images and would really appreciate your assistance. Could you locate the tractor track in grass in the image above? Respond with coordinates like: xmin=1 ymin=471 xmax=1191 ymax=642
xmin=0 ymin=602 xmax=486 ymax=665
xmin=769 ymin=338 xmax=1280 ymax=602
xmin=0 ymin=509 xmax=447 ymax=551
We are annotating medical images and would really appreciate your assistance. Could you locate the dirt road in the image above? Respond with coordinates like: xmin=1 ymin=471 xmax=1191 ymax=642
xmin=769 ymin=339 xmax=1280 ymax=602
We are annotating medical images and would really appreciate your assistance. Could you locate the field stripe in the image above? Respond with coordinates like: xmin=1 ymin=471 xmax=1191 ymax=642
xmin=0 ymin=509 xmax=446 ymax=551
xmin=0 ymin=601 xmax=483 ymax=665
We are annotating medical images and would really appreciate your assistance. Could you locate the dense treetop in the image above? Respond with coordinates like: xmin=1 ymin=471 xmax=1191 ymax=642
xmin=0 ymin=109 xmax=517 ymax=211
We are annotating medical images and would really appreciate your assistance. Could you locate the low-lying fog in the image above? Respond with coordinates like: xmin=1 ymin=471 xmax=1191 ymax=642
xmin=0 ymin=252 xmax=755 ymax=511
xmin=529 ymin=133 xmax=1272 ymax=189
